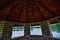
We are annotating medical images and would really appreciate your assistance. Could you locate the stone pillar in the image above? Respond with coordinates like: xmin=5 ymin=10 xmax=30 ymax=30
xmin=24 ymin=23 xmax=30 ymax=38
xmin=2 ymin=21 xmax=12 ymax=40
xmin=0 ymin=21 xmax=5 ymax=40
xmin=40 ymin=21 xmax=51 ymax=37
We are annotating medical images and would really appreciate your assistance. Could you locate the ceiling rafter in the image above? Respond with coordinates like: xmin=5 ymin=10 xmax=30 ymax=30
xmin=47 ymin=0 xmax=54 ymax=7
xmin=38 ymin=1 xmax=57 ymax=17
xmin=18 ymin=0 xmax=23 ymax=22
xmin=32 ymin=0 xmax=45 ymax=20
xmin=19 ymin=7 xmax=25 ymax=22
xmin=0 ymin=0 xmax=14 ymax=10
xmin=26 ymin=0 xmax=29 ymax=22
xmin=31 ymin=6 xmax=36 ymax=22
xmin=6 ymin=3 xmax=19 ymax=20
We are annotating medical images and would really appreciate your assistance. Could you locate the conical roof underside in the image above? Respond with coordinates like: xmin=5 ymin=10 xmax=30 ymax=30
xmin=0 ymin=0 xmax=60 ymax=23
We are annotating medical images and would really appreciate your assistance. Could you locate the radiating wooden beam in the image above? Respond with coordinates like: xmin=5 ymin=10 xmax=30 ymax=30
xmin=0 ymin=0 xmax=13 ymax=10
xmin=32 ymin=0 xmax=45 ymax=20
xmin=38 ymin=1 xmax=56 ymax=17
xmin=6 ymin=3 xmax=19 ymax=20
xmin=18 ymin=0 xmax=23 ymax=21
xmin=47 ymin=0 xmax=54 ymax=7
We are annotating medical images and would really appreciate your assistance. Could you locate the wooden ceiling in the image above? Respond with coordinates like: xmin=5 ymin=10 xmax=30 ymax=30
xmin=0 ymin=0 xmax=60 ymax=23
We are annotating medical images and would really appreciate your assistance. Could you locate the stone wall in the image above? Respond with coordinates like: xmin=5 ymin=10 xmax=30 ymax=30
xmin=11 ymin=36 xmax=60 ymax=40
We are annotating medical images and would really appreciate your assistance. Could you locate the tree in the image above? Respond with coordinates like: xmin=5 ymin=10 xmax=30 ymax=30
xmin=50 ymin=23 xmax=60 ymax=32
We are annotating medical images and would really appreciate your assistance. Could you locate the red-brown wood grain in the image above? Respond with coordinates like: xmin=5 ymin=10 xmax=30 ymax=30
xmin=0 ymin=0 xmax=60 ymax=23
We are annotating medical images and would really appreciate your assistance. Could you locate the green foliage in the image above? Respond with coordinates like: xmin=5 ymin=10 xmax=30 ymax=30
xmin=30 ymin=26 xmax=41 ymax=31
xmin=12 ymin=26 xmax=41 ymax=31
xmin=50 ymin=23 xmax=60 ymax=32
xmin=17 ymin=27 xmax=24 ymax=31
xmin=12 ymin=27 xmax=24 ymax=31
